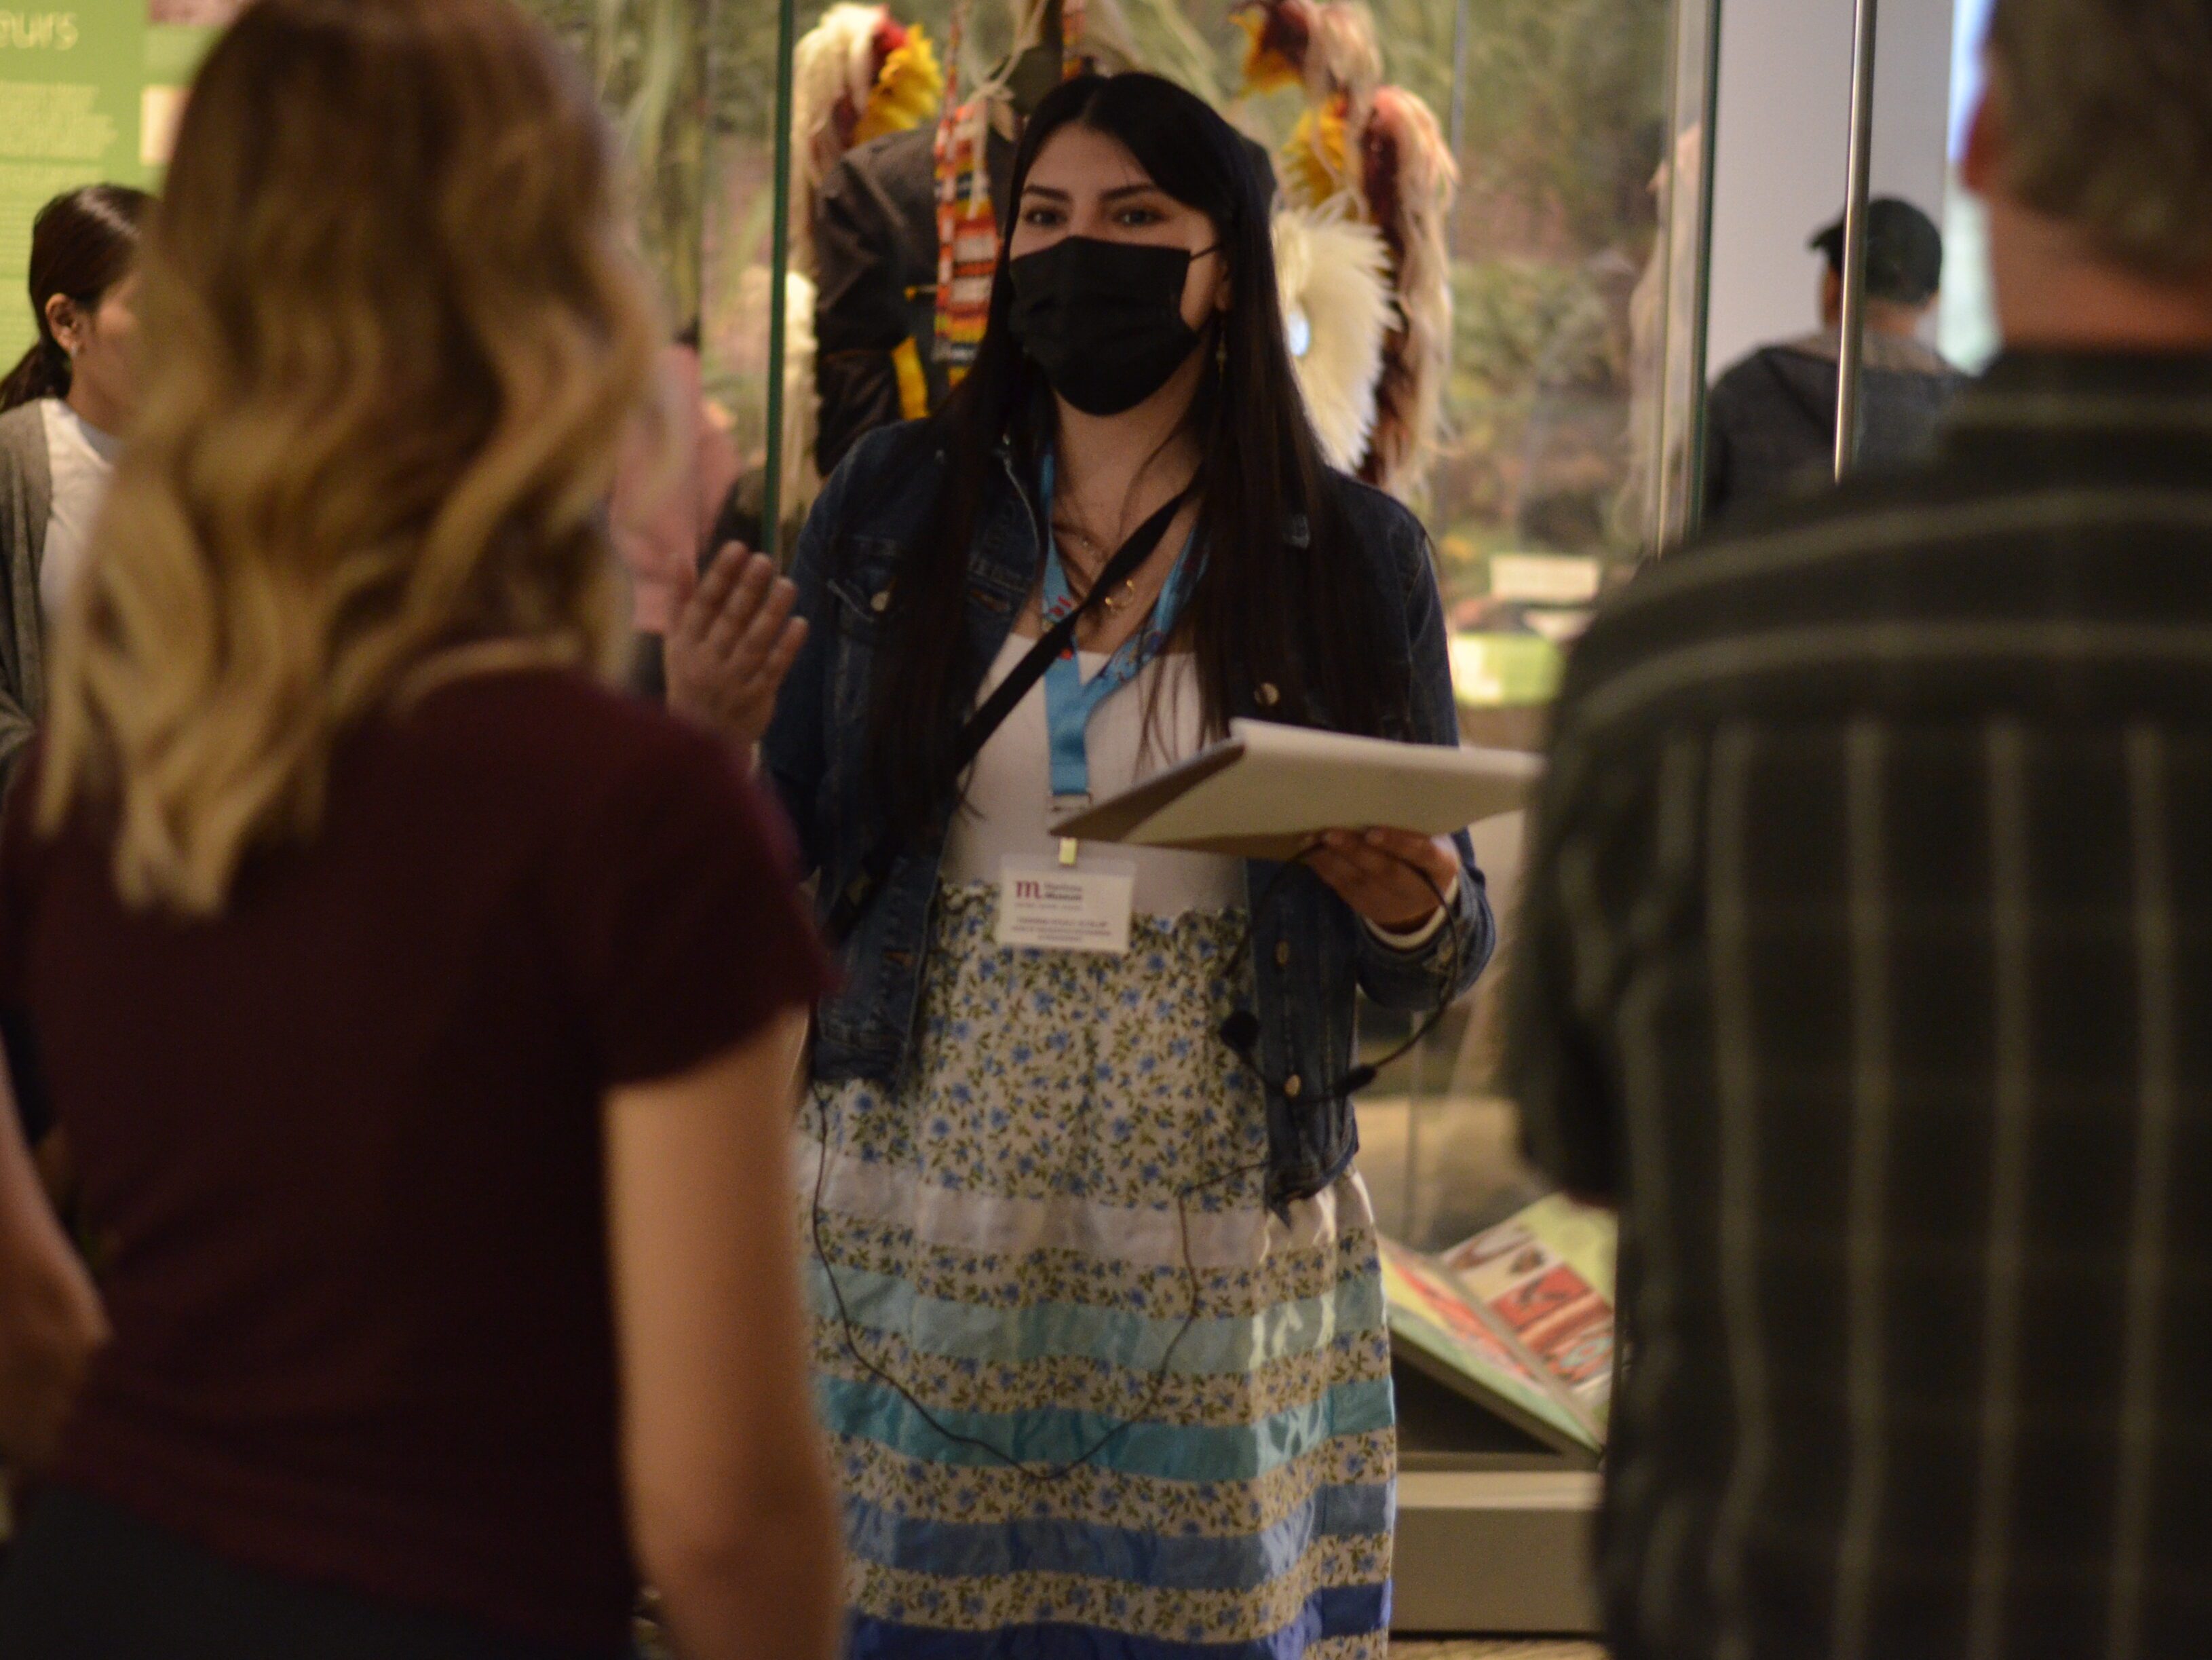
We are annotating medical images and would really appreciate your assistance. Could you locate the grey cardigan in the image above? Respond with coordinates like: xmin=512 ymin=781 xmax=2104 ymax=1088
xmin=0 ymin=401 xmax=51 ymax=802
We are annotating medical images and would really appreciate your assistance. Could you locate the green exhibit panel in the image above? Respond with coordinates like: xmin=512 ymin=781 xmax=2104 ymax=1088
xmin=0 ymin=1 xmax=146 ymax=366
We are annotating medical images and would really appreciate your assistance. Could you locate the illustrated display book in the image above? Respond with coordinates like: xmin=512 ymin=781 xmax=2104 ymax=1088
xmin=1379 ymin=1193 xmax=1618 ymax=1462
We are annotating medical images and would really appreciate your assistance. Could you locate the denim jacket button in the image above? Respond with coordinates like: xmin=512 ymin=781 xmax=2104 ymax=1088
xmin=1283 ymin=1074 xmax=1303 ymax=1099
xmin=870 ymin=588 xmax=891 ymax=613
xmin=1274 ymin=941 xmax=1291 ymax=968
xmin=1257 ymin=681 xmax=1281 ymax=707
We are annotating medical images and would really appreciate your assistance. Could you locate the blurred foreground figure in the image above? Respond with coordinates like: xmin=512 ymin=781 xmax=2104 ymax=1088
xmin=0 ymin=3 xmax=841 ymax=1657
xmin=1510 ymin=1 xmax=2212 ymax=1655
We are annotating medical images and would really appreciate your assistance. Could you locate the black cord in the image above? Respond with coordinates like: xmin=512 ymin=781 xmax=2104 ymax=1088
xmin=809 ymin=840 xmax=1466 ymax=1480
xmin=811 ymin=1091 xmax=1270 ymax=1483
xmin=1218 ymin=843 xmax=1468 ymax=1106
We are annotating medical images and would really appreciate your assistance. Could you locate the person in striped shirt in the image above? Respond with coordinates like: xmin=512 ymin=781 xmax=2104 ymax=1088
xmin=1507 ymin=1 xmax=2212 ymax=1655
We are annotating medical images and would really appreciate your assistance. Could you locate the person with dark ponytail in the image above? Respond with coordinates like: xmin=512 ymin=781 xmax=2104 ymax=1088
xmin=0 ymin=183 xmax=150 ymax=802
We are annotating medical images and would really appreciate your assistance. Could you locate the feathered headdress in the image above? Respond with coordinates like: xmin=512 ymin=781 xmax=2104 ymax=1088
xmin=932 ymin=0 xmax=1145 ymax=381
xmin=1237 ymin=0 xmax=1456 ymax=501
xmin=790 ymin=5 xmax=944 ymax=279
xmin=1273 ymin=203 xmax=1390 ymax=472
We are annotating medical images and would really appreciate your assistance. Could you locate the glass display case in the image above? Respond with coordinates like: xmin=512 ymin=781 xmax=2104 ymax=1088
xmin=522 ymin=0 xmax=1715 ymax=557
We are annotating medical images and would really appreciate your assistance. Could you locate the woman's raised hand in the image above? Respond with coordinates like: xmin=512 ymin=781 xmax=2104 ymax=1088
xmin=666 ymin=546 xmax=808 ymax=751
xmin=1308 ymin=828 xmax=1462 ymax=935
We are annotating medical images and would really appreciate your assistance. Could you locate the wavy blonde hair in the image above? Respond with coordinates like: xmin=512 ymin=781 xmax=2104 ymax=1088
xmin=39 ymin=0 xmax=660 ymax=914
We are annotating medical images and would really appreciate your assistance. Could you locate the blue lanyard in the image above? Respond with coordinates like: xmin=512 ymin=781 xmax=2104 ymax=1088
xmin=1037 ymin=453 xmax=1198 ymax=801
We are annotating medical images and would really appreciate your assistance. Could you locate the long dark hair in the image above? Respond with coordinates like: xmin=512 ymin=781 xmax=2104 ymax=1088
xmin=0 ymin=184 xmax=152 ymax=413
xmin=868 ymin=72 xmax=1405 ymax=837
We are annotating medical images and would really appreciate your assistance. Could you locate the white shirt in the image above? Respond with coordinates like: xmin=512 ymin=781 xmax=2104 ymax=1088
xmin=39 ymin=397 xmax=121 ymax=620
xmin=942 ymin=631 xmax=1457 ymax=941
xmin=942 ymin=632 xmax=1244 ymax=918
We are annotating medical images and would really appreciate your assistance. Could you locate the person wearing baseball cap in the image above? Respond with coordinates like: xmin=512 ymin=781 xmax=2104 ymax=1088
xmin=1704 ymin=195 xmax=1964 ymax=523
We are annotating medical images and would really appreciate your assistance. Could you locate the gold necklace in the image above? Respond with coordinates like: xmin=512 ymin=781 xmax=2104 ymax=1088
xmin=1053 ymin=521 xmax=1140 ymax=613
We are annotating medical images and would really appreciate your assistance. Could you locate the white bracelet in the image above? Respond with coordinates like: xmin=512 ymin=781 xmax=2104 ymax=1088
xmin=1364 ymin=873 xmax=1459 ymax=951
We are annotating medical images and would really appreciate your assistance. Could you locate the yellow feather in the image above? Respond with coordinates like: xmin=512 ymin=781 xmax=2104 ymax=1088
xmin=1282 ymin=103 xmax=1352 ymax=212
xmin=891 ymin=337 xmax=930 ymax=421
xmin=1234 ymin=10 xmax=1303 ymax=94
xmin=854 ymin=26 xmax=945 ymax=144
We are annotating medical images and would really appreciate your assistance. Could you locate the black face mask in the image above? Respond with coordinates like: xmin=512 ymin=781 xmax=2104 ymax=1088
xmin=1006 ymin=236 xmax=1214 ymax=417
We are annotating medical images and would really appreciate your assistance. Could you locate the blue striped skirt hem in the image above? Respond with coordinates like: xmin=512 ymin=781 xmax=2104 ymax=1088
xmin=845 ymin=1582 xmax=1390 ymax=1659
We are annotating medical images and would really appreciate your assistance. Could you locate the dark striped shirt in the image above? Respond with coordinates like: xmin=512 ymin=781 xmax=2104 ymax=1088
xmin=1507 ymin=352 xmax=2212 ymax=1660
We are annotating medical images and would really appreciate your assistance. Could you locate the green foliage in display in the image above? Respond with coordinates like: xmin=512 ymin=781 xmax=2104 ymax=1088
xmin=1438 ymin=0 xmax=1669 ymax=252
xmin=516 ymin=0 xmax=717 ymax=327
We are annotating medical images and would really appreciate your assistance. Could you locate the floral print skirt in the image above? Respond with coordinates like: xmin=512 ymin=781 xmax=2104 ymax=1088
xmin=802 ymin=883 xmax=1394 ymax=1659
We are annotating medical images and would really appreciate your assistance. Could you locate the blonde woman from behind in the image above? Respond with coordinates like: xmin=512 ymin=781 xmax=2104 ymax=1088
xmin=0 ymin=3 xmax=841 ymax=1658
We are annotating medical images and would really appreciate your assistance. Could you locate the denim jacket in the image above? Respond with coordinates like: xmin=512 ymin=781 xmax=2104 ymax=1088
xmin=763 ymin=421 xmax=1495 ymax=1208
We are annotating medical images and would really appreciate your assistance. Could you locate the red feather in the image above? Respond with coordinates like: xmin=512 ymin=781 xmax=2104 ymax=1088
xmin=869 ymin=13 xmax=909 ymax=80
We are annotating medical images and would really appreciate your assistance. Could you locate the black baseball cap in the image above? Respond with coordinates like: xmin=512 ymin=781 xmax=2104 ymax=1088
xmin=1810 ymin=197 xmax=1943 ymax=305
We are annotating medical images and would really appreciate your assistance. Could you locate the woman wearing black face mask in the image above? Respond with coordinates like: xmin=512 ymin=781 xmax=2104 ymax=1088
xmin=681 ymin=71 xmax=1493 ymax=1658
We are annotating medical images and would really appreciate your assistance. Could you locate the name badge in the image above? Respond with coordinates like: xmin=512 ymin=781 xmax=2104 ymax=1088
xmin=996 ymin=854 xmax=1136 ymax=954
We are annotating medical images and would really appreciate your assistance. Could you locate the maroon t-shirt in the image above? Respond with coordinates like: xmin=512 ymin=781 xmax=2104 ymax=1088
xmin=0 ymin=669 xmax=831 ymax=1653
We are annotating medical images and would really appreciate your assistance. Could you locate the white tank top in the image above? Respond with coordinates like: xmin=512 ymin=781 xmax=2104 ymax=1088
xmin=941 ymin=632 xmax=1244 ymax=918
